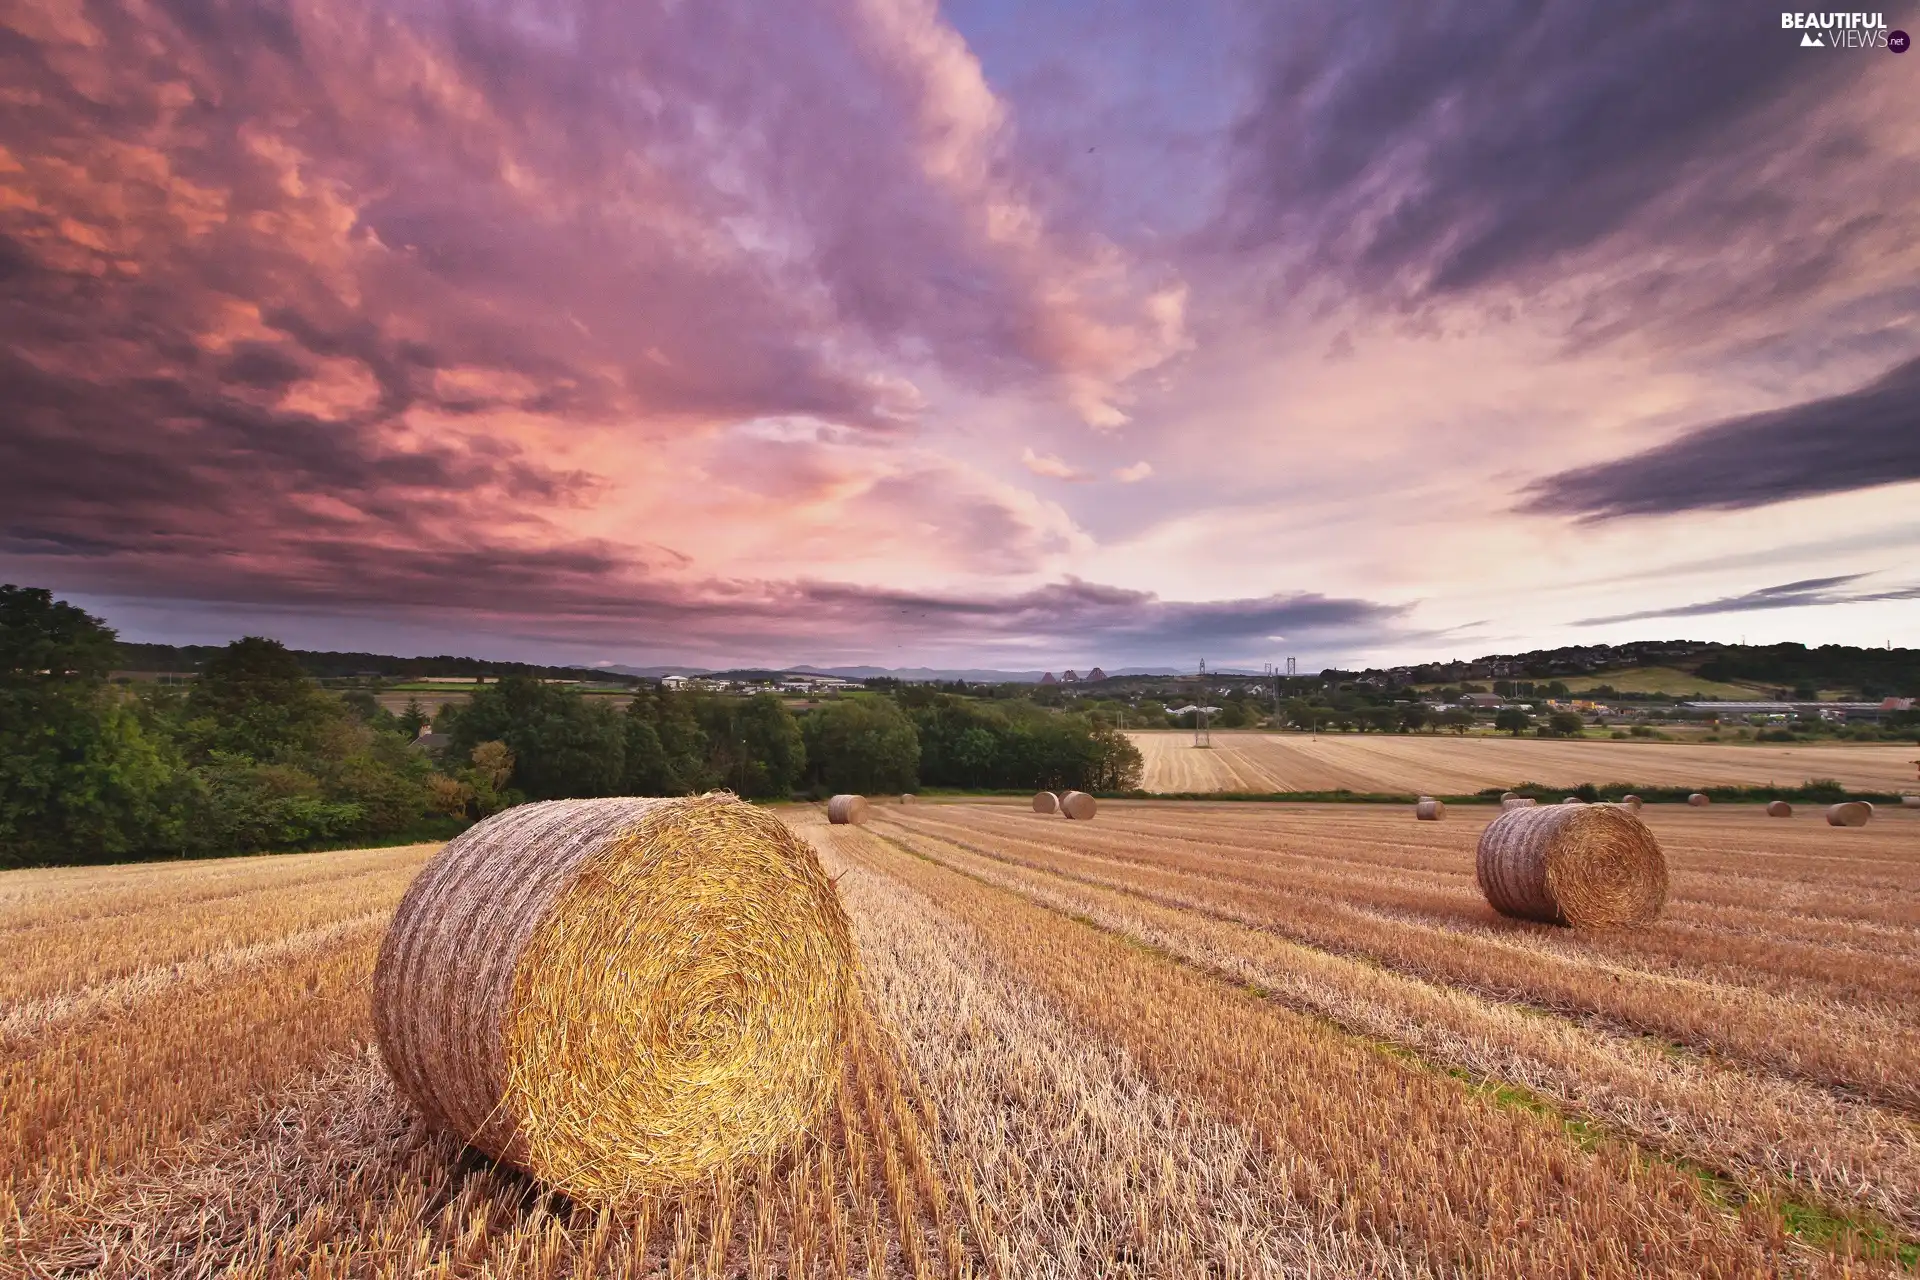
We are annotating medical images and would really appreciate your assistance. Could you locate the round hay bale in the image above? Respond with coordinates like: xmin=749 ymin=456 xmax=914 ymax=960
xmin=1687 ymin=793 xmax=1711 ymax=807
xmin=1475 ymin=803 xmax=1668 ymax=929
xmin=1561 ymin=797 xmax=1586 ymax=805
xmin=826 ymin=794 xmax=869 ymax=825
xmin=1620 ymin=795 xmax=1643 ymax=812
xmin=1059 ymin=790 xmax=1097 ymax=820
xmin=1415 ymin=798 xmax=1445 ymax=821
xmin=1032 ymin=791 xmax=1060 ymax=814
xmin=898 ymin=793 xmax=915 ymax=804
xmin=1826 ymin=802 xmax=1872 ymax=828
xmin=1501 ymin=797 xmax=1538 ymax=810
xmin=1904 ymin=795 xmax=1920 ymax=809
xmin=1766 ymin=800 xmax=1792 ymax=817
xmin=1499 ymin=791 xmax=1518 ymax=803
xmin=372 ymin=795 xmax=857 ymax=1201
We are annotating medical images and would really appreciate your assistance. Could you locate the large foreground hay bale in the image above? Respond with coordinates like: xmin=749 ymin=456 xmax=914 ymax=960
xmin=1415 ymin=798 xmax=1445 ymax=820
xmin=373 ymin=795 xmax=857 ymax=1201
xmin=1032 ymin=791 xmax=1060 ymax=814
xmin=1826 ymin=802 xmax=1872 ymax=827
xmin=1060 ymin=790 xmax=1097 ymax=820
xmin=1767 ymin=800 xmax=1793 ymax=817
xmin=1476 ymin=803 xmax=1668 ymax=929
xmin=1687 ymin=793 xmax=1711 ymax=807
xmin=827 ymin=794 xmax=869 ymax=825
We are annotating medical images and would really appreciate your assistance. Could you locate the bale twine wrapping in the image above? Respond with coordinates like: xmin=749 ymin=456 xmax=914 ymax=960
xmin=826 ymin=794 xmax=869 ymax=825
xmin=1032 ymin=791 xmax=1060 ymax=814
xmin=1475 ymin=803 xmax=1668 ymax=929
xmin=1621 ymin=795 xmax=1643 ymax=812
xmin=1767 ymin=800 xmax=1793 ymax=818
xmin=372 ymin=795 xmax=857 ymax=1201
xmin=1415 ymin=799 xmax=1445 ymax=821
xmin=1501 ymin=797 xmax=1538 ymax=810
xmin=1687 ymin=793 xmax=1711 ymax=807
xmin=1826 ymin=802 xmax=1872 ymax=828
xmin=1059 ymin=790 xmax=1097 ymax=820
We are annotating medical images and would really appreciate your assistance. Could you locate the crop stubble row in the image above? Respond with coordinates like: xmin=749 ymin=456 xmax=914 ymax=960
xmin=882 ymin=804 xmax=1920 ymax=1096
xmin=4 ymin=809 xmax=1912 ymax=1276
xmin=865 ymin=812 xmax=1920 ymax=1239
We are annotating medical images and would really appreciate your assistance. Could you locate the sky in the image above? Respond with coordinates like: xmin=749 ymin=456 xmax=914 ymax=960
xmin=1 ymin=0 xmax=1917 ymax=671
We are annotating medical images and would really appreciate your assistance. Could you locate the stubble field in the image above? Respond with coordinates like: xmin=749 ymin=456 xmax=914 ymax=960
xmin=1126 ymin=730 xmax=1920 ymax=794
xmin=3 ymin=800 xmax=1918 ymax=1277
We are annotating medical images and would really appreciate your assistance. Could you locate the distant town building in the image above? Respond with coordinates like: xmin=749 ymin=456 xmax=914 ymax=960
xmin=1459 ymin=693 xmax=1505 ymax=708
xmin=660 ymin=675 xmax=690 ymax=689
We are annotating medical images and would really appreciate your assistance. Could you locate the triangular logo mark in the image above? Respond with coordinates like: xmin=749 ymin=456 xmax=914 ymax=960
xmin=1800 ymin=30 xmax=1824 ymax=45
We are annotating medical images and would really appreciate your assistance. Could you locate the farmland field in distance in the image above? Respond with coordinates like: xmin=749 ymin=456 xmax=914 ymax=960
xmin=1126 ymin=729 xmax=1920 ymax=794
xmin=4 ymin=801 xmax=1918 ymax=1276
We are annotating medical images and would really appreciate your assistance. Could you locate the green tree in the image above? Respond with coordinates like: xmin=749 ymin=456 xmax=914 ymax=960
xmin=398 ymin=697 xmax=429 ymax=737
xmin=700 ymin=694 xmax=805 ymax=798
xmin=448 ymin=676 xmax=624 ymax=799
xmin=1545 ymin=710 xmax=1586 ymax=737
xmin=187 ymin=637 xmax=341 ymax=761
xmin=1440 ymin=708 xmax=1476 ymax=735
xmin=1494 ymin=707 xmax=1533 ymax=736
xmin=1 ymin=584 xmax=119 ymax=681
xmin=1 ymin=587 xmax=191 ymax=867
xmin=1399 ymin=704 xmax=1429 ymax=733
xmin=804 ymin=698 xmax=920 ymax=793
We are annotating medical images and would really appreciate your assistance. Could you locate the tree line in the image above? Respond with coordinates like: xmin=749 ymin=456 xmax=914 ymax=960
xmin=1 ymin=586 xmax=1141 ymax=867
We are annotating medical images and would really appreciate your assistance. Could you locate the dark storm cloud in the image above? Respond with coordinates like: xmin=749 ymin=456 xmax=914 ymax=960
xmin=1225 ymin=1 xmax=1902 ymax=304
xmin=1521 ymin=355 xmax=1920 ymax=518
xmin=1573 ymin=574 xmax=1920 ymax=626
xmin=0 ymin=0 xmax=1183 ymax=638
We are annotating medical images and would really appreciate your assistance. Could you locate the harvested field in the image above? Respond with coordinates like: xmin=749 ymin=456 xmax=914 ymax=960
xmin=1128 ymin=729 xmax=1920 ymax=794
xmin=4 ymin=804 xmax=1916 ymax=1276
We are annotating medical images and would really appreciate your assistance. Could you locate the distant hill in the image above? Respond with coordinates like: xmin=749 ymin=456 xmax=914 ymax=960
xmin=116 ymin=642 xmax=642 ymax=686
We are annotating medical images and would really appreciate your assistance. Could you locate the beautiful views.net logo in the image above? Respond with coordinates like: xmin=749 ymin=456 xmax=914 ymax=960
xmin=1780 ymin=12 xmax=1908 ymax=50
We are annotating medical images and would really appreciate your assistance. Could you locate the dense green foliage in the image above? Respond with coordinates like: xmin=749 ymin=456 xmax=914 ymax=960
xmin=2 ymin=587 xmax=454 ymax=867
xmin=907 ymin=693 xmax=1142 ymax=792
xmin=804 ymin=697 xmax=921 ymax=794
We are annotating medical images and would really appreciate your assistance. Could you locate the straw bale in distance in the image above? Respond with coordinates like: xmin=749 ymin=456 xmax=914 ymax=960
xmin=1767 ymin=800 xmax=1792 ymax=817
xmin=1501 ymin=797 xmax=1538 ymax=810
xmin=1476 ymin=803 xmax=1668 ymax=929
xmin=898 ymin=793 xmax=915 ymax=804
xmin=1059 ymin=790 xmax=1097 ymax=820
xmin=1905 ymin=795 xmax=1920 ymax=809
xmin=1620 ymin=795 xmax=1643 ymax=812
xmin=1562 ymin=797 xmax=1586 ymax=805
xmin=372 ymin=795 xmax=858 ymax=1201
xmin=1499 ymin=791 xmax=1518 ymax=802
xmin=1826 ymin=802 xmax=1872 ymax=827
xmin=1032 ymin=791 xmax=1060 ymax=814
xmin=827 ymin=794 xmax=869 ymax=825
xmin=1415 ymin=798 xmax=1445 ymax=821
xmin=1687 ymin=793 xmax=1711 ymax=807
